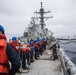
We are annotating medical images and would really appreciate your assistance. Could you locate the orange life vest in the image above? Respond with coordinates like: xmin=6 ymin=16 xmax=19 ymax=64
xmin=10 ymin=41 xmax=20 ymax=53
xmin=38 ymin=42 xmax=42 ymax=46
xmin=0 ymin=34 xmax=9 ymax=73
xmin=22 ymin=44 xmax=31 ymax=54
xmin=34 ymin=44 xmax=39 ymax=50
xmin=26 ymin=44 xmax=30 ymax=47
xmin=26 ymin=44 xmax=31 ymax=52
xmin=28 ymin=47 xmax=31 ymax=52
xmin=22 ymin=47 xmax=29 ymax=54
xmin=43 ymin=40 xmax=46 ymax=43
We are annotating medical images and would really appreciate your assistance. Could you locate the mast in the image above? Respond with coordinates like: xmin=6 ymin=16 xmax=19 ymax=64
xmin=34 ymin=2 xmax=53 ymax=29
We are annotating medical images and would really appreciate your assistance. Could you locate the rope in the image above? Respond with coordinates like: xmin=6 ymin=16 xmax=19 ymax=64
xmin=58 ymin=40 xmax=76 ymax=44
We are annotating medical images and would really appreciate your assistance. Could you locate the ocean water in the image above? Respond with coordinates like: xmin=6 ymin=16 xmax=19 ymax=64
xmin=59 ymin=40 xmax=76 ymax=65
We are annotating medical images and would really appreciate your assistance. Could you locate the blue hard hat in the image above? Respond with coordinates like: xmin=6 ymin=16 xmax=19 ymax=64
xmin=29 ymin=41 xmax=33 ymax=45
xmin=0 ymin=25 xmax=5 ymax=34
xmin=12 ymin=36 xmax=17 ymax=41
xmin=40 ymin=39 xmax=43 ymax=42
xmin=34 ymin=40 xmax=38 ymax=43
xmin=42 ymin=38 xmax=45 ymax=40
xmin=35 ymin=42 xmax=38 ymax=44
xmin=42 ymin=38 xmax=44 ymax=40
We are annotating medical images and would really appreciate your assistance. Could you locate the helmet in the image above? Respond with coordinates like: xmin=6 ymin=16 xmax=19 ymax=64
xmin=34 ymin=40 xmax=38 ymax=43
xmin=35 ymin=42 xmax=38 ymax=44
xmin=42 ymin=38 xmax=45 ymax=40
xmin=0 ymin=25 xmax=5 ymax=34
xmin=40 ymin=39 xmax=42 ymax=42
xmin=12 ymin=36 xmax=17 ymax=41
xmin=29 ymin=41 xmax=33 ymax=45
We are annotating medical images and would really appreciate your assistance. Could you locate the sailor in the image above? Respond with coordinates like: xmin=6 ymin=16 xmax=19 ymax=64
xmin=0 ymin=25 xmax=21 ymax=75
xmin=21 ymin=44 xmax=31 ymax=69
xmin=38 ymin=39 xmax=43 ymax=55
xmin=26 ymin=44 xmax=31 ymax=64
xmin=52 ymin=44 xmax=58 ymax=61
xmin=42 ymin=38 xmax=47 ymax=50
xmin=34 ymin=40 xmax=39 ymax=60
xmin=29 ymin=41 xmax=35 ymax=63
xmin=10 ymin=36 xmax=20 ymax=54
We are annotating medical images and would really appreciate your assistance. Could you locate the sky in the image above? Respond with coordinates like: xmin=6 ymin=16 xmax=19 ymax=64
xmin=0 ymin=0 xmax=76 ymax=40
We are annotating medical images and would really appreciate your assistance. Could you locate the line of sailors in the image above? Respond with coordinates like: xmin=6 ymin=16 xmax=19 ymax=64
xmin=9 ymin=36 xmax=46 ymax=70
xmin=0 ymin=24 xmax=59 ymax=75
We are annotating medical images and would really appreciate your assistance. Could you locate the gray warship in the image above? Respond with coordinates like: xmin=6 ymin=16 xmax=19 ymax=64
xmin=17 ymin=2 xmax=76 ymax=75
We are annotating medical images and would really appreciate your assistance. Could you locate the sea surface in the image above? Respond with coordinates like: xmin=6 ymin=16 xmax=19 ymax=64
xmin=59 ymin=40 xmax=76 ymax=65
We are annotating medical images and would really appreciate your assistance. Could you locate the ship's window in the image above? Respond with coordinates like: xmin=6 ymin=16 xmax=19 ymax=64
xmin=24 ymin=32 xmax=28 ymax=37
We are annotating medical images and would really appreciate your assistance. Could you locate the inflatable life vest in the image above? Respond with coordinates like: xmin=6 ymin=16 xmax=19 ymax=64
xmin=26 ymin=44 xmax=30 ymax=47
xmin=34 ymin=43 xmax=39 ymax=50
xmin=22 ymin=47 xmax=27 ymax=54
xmin=22 ymin=47 xmax=29 ymax=54
xmin=26 ymin=44 xmax=31 ymax=52
xmin=0 ymin=34 xmax=9 ymax=73
xmin=22 ymin=44 xmax=31 ymax=54
xmin=10 ymin=41 xmax=20 ymax=53
xmin=38 ymin=42 xmax=42 ymax=46
xmin=43 ymin=40 xmax=46 ymax=43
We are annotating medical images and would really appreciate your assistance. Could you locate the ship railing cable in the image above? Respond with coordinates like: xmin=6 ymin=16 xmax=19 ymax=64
xmin=69 ymin=40 xmax=76 ymax=43
xmin=58 ymin=40 xmax=76 ymax=44
xmin=58 ymin=40 xmax=71 ymax=44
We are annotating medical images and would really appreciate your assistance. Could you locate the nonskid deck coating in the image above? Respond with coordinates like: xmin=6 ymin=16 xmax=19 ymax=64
xmin=16 ymin=50 xmax=64 ymax=75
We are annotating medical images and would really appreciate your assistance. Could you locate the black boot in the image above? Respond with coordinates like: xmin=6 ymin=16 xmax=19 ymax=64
xmin=23 ymin=66 xmax=29 ymax=70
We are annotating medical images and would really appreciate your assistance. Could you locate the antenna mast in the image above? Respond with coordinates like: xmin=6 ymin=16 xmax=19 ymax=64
xmin=34 ymin=2 xmax=53 ymax=29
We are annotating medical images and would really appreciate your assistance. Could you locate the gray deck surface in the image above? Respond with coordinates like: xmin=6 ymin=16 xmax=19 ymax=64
xmin=16 ymin=50 xmax=64 ymax=75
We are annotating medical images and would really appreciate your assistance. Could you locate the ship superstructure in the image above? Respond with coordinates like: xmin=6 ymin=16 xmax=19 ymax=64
xmin=16 ymin=2 xmax=76 ymax=75
xmin=19 ymin=2 xmax=53 ymax=44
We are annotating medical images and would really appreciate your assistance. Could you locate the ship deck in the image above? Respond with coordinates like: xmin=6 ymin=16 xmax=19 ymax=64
xmin=16 ymin=49 xmax=64 ymax=75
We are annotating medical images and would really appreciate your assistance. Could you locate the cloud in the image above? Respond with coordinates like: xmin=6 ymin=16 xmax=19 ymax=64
xmin=0 ymin=0 xmax=76 ymax=40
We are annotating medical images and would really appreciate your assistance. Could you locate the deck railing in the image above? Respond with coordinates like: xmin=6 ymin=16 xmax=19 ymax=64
xmin=58 ymin=48 xmax=76 ymax=75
